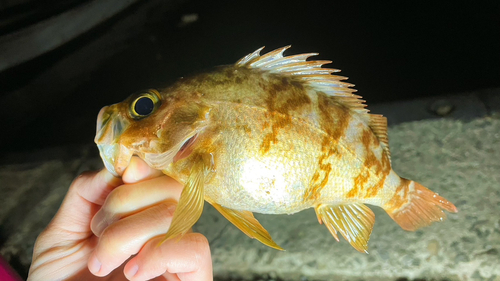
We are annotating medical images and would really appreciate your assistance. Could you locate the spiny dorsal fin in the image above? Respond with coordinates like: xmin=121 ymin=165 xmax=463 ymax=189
xmin=236 ymin=46 xmax=391 ymax=152
xmin=369 ymin=114 xmax=391 ymax=160
xmin=236 ymin=45 xmax=367 ymax=115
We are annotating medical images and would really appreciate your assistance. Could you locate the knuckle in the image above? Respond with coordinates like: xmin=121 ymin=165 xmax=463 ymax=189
xmin=146 ymin=201 xmax=177 ymax=230
xmin=98 ymin=223 xmax=123 ymax=252
xmin=191 ymin=233 xmax=210 ymax=253
xmin=71 ymin=171 xmax=94 ymax=190
xmin=189 ymin=233 xmax=211 ymax=269
xmin=105 ymin=186 xmax=132 ymax=211
xmin=158 ymin=200 xmax=177 ymax=218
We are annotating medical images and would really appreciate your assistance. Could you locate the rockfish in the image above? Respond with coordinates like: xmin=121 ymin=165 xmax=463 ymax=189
xmin=95 ymin=46 xmax=457 ymax=252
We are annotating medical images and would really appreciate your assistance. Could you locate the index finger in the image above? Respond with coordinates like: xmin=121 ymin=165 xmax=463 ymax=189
xmin=75 ymin=169 xmax=124 ymax=205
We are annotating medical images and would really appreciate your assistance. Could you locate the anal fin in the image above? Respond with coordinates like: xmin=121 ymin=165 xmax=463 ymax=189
xmin=315 ymin=203 xmax=375 ymax=253
xmin=206 ymin=198 xmax=283 ymax=250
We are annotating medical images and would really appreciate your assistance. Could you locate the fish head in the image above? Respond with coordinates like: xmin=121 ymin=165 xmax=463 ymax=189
xmin=95 ymin=89 xmax=210 ymax=176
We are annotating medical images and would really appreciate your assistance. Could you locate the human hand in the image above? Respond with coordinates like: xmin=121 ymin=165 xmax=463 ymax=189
xmin=28 ymin=157 xmax=212 ymax=281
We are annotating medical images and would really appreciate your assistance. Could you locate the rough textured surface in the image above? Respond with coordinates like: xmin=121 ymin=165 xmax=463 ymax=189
xmin=1 ymin=116 xmax=499 ymax=280
xmin=0 ymin=146 xmax=103 ymax=277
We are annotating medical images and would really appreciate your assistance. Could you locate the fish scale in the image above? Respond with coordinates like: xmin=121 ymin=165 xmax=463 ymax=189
xmin=95 ymin=46 xmax=458 ymax=252
xmin=201 ymin=103 xmax=321 ymax=213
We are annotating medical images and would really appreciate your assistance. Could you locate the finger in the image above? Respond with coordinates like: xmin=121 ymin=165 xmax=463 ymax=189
xmin=91 ymin=176 xmax=182 ymax=236
xmin=124 ymin=234 xmax=212 ymax=281
xmin=88 ymin=200 xmax=177 ymax=277
xmin=52 ymin=169 xmax=122 ymax=232
xmin=76 ymin=168 xmax=124 ymax=205
xmin=122 ymin=156 xmax=163 ymax=184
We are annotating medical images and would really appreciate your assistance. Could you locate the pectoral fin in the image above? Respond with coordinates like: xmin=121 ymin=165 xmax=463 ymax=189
xmin=162 ymin=158 xmax=206 ymax=243
xmin=315 ymin=203 xmax=375 ymax=253
xmin=206 ymin=198 xmax=283 ymax=250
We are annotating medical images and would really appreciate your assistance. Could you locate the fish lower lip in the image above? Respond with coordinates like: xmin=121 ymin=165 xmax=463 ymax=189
xmin=97 ymin=143 xmax=133 ymax=176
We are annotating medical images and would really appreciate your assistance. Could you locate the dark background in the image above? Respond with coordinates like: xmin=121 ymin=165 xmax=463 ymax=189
xmin=1 ymin=0 xmax=499 ymax=155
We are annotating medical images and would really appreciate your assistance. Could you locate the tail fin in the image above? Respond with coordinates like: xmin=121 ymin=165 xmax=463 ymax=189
xmin=384 ymin=178 xmax=458 ymax=231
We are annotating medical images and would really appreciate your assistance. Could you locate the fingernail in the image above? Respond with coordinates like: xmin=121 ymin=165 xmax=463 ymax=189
xmin=89 ymin=255 xmax=102 ymax=274
xmin=126 ymin=264 xmax=139 ymax=277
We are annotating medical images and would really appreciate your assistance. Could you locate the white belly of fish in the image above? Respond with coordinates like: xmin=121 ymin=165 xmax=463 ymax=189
xmin=202 ymin=109 xmax=323 ymax=214
xmin=205 ymin=149 xmax=317 ymax=214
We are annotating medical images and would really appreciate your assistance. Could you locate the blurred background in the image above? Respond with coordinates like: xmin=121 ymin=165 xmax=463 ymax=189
xmin=0 ymin=0 xmax=499 ymax=155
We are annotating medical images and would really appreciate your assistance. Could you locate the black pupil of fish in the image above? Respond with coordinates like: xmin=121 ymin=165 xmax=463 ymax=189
xmin=134 ymin=96 xmax=154 ymax=116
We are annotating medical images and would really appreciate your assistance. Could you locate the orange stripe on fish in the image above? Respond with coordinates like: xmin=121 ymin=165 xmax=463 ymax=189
xmin=347 ymin=129 xmax=391 ymax=199
xmin=384 ymin=178 xmax=411 ymax=211
xmin=303 ymin=93 xmax=353 ymax=201
xmin=304 ymin=153 xmax=333 ymax=201
xmin=317 ymin=93 xmax=352 ymax=147
xmin=259 ymin=76 xmax=311 ymax=154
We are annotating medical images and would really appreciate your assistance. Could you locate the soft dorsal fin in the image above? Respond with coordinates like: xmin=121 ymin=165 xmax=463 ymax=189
xmin=236 ymin=46 xmax=391 ymax=155
xmin=369 ymin=114 xmax=391 ymax=160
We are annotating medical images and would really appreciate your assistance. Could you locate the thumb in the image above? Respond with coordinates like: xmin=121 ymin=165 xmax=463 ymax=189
xmin=51 ymin=168 xmax=123 ymax=233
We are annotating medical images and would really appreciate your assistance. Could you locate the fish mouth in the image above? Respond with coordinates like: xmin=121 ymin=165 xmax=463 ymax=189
xmin=95 ymin=106 xmax=132 ymax=176
xmin=96 ymin=143 xmax=133 ymax=176
xmin=95 ymin=105 xmax=203 ymax=175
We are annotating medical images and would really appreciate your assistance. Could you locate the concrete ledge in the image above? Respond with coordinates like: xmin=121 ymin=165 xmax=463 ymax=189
xmin=1 ymin=117 xmax=499 ymax=280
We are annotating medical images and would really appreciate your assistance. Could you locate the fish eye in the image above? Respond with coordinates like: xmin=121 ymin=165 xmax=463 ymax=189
xmin=130 ymin=90 xmax=161 ymax=119
xmin=135 ymin=96 xmax=154 ymax=115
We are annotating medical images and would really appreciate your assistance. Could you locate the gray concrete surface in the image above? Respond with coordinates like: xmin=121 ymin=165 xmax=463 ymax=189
xmin=1 ymin=92 xmax=499 ymax=280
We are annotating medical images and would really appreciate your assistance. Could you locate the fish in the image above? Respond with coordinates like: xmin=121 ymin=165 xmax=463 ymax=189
xmin=94 ymin=46 xmax=458 ymax=253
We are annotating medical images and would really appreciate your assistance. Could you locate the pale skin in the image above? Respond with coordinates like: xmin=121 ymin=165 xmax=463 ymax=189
xmin=28 ymin=157 xmax=213 ymax=281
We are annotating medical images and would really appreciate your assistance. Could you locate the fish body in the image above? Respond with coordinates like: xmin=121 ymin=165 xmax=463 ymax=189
xmin=95 ymin=46 xmax=457 ymax=252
